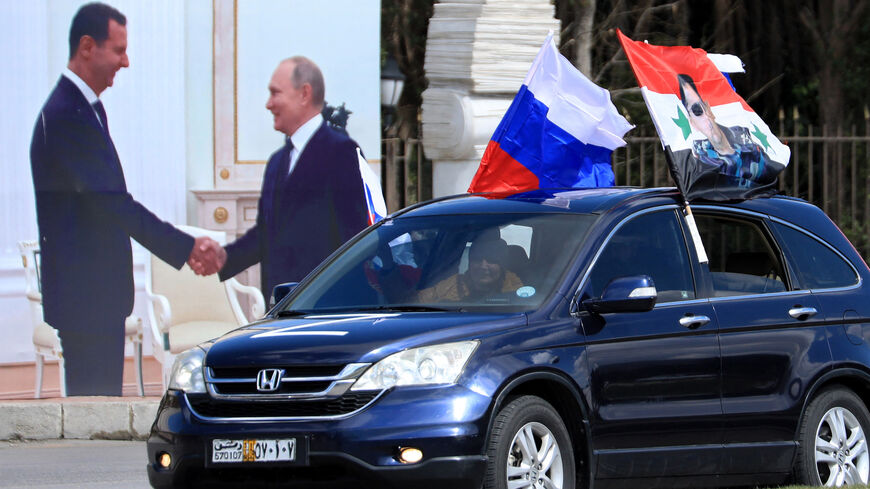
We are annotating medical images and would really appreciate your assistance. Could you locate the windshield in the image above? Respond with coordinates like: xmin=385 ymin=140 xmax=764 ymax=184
xmin=279 ymin=213 xmax=595 ymax=314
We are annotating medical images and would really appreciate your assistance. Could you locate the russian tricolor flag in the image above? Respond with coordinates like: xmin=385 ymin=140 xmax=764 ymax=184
xmin=468 ymin=34 xmax=634 ymax=193
xmin=357 ymin=147 xmax=387 ymax=225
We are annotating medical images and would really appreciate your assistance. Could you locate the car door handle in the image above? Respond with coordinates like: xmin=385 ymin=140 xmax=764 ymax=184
xmin=679 ymin=315 xmax=711 ymax=330
xmin=789 ymin=307 xmax=818 ymax=320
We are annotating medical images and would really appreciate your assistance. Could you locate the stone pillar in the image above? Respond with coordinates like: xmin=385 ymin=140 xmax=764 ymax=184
xmin=421 ymin=0 xmax=559 ymax=197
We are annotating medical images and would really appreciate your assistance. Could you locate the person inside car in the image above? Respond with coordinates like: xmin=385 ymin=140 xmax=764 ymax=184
xmin=418 ymin=235 xmax=523 ymax=302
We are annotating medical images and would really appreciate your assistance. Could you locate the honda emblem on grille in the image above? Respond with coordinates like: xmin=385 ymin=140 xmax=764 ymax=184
xmin=256 ymin=369 xmax=283 ymax=392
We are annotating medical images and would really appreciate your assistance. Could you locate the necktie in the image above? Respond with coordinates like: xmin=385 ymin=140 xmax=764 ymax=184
xmin=278 ymin=138 xmax=295 ymax=184
xmin=272 ymin=139 xmax=294 ymax=214
xmin=93 ymin=100 xmax=109 ymax=137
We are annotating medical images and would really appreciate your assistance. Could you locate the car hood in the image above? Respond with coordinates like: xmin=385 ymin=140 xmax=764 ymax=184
xmin=205 ymin=311 xmax=527 ymax=366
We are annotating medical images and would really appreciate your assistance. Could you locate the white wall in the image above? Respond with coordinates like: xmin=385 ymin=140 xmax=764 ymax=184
xmin=184 ymin=1 xmax=215 ymax=224
xmin=0 ymin=2 xmax=51 ymax=363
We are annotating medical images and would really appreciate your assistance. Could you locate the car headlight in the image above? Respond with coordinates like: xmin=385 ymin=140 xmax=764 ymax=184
xmin=351 ymin=340 xmax=479 ymax=390
xmin=168 ymin=347 xmax=207 ymax=393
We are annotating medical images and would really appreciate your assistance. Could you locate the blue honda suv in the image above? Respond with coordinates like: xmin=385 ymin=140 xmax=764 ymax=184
xmin=147 ymin=187 xmax=870 ymax=488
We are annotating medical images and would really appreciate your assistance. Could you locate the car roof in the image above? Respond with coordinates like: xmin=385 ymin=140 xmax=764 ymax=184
xmin=396 ymin=187 xmax=683 ymax=217
xmin=693 ymin=193 xmax=838 ymax=241
xmin=396 ymin=187 xmax=822 ymax=220
xmin=394 ymin=187 xmax=845 ymax=249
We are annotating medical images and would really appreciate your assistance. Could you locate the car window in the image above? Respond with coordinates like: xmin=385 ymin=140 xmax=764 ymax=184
xmin=587 ymin=209 xmax=695 ymax=303
xmin=772 ymin=222 xmax=858 ymax=290
xmin=282 ymin=213 xmax=596 ymax=313
xmin=694 ymin=214 xmax=787 ymax=296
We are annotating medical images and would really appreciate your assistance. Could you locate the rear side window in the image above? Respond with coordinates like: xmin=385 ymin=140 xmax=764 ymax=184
xmin=772 ymin=222 xmax=858 ymax=289
xmin=587 ymin=209 xmax=695 ymax=303
xmin=695 ymin=214 xmax=787 ymax=296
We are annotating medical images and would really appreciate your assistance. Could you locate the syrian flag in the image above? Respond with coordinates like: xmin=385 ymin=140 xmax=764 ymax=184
xmin=468 ymin=33 xmax=633 ymax=193
xmin=357 ymin=147 xmax=387 ymax=225
xmin=617 ymin=30 xmax=790 ymax=202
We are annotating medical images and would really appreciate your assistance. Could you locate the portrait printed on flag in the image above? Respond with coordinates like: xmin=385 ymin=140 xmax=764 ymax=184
xmin=676 ymin=74 xmax=782 ymax=190
xmin=617 ymin=29 xmax=790 ymax=202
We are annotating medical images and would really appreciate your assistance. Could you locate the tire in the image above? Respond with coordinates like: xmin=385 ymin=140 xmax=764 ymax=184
xmin=484 ymin=395 xmax=575 ymax=489
xmin=794 ymin=387 xmax=870 ymax=486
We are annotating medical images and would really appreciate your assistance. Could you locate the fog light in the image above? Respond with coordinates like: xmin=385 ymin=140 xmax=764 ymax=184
xmin=396 ymin=447 xmax=423 ymax=464
xmin=158 ymin=452 xmax=172 ymax=468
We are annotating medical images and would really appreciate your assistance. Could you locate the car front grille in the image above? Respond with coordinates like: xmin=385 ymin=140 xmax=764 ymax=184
xmin=194 ymin=362 xmax=379 ymax=420
xmin=205 ymin=362 xmax=370 ymax=398
xmin=185 ymin=391 xmax=380 ymax=419
xmin=210 ymin=365 xmax=345 ymax=379
xmin=213 ymin=380 xmax=334 ymax=395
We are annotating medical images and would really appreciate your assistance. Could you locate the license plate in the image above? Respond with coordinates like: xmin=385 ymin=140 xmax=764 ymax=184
xmin=211 ymin=438 xmax=296 ymax=463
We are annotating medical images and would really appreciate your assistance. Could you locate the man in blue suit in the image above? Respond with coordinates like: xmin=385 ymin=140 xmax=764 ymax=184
xmin=216 ymin=57 xmax=369 ymax=298
xmin=29 ymin=3 xmax=221 ymax=396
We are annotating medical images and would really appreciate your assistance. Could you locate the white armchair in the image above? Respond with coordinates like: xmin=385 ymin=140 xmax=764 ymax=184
xmin=145 ymin=225 xmax=265 ymax=389
xmin=18 ymin=241 xmax=145 ymax=398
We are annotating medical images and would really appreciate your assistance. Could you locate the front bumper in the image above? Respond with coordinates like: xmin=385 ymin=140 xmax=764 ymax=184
xmin=146 ymin=385 xmax=492 ymax=488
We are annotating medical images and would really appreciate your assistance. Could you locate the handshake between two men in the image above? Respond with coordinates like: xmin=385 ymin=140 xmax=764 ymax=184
xmin=187 ymin=236 xmax=228 ymax=276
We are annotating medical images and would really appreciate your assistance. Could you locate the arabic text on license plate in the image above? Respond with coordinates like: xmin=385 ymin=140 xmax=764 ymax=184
xmin=211 ymin=438 xmax=296 ymax=463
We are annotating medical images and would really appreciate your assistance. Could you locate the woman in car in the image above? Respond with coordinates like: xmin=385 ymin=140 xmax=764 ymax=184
xmin=417 ymin=236 xmax=523 ymax=302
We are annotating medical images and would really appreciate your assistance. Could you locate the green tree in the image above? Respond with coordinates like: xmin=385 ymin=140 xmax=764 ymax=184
xmin=381 ymin=0 xmax=433 ymax=140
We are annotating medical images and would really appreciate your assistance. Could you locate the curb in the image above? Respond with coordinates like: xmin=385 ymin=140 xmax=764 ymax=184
xmin=0 ymin=397 xmax=161 ymax=441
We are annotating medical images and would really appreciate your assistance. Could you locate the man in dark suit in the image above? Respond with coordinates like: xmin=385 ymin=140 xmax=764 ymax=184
xmin=29 ymin=3 xmax=221 ymax=396
xmin=216 ymin=56 xmax=369 ymax=298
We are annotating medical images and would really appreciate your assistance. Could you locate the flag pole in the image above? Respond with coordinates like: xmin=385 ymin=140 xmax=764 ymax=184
xmin=664 ymin=151 xmax=708 ymax=264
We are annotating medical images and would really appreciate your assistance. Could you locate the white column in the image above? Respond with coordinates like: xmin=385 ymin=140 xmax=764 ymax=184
xmin=421 ymin=0 xmax=559 ymax=197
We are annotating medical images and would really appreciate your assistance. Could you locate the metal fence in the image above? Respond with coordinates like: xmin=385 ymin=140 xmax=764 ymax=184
xmin=384 ymin=114 xmax=870 ymax=256
xmin=381 ymin=136 xmax=431 ymax=213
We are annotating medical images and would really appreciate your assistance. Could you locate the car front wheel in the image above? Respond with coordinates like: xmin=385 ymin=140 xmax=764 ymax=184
xmin=795 ymin=387 xmax=870 ymax=486
xmin=485 ymin=395 xmax=575 ymax=489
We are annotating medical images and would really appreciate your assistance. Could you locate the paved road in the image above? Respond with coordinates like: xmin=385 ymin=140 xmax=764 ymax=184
xmin=0 ymin=439 xmax=150 ymax=488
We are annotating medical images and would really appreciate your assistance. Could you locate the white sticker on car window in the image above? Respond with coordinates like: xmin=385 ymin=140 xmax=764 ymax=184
xmin=516 ymin=286 xmax=536 ymax=298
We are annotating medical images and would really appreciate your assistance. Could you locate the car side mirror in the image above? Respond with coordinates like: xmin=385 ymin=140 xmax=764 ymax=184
xmin=270 ymin=282 xmax=299 ymax=307
xmin=583 ymin=275 xmax=657 ymax=314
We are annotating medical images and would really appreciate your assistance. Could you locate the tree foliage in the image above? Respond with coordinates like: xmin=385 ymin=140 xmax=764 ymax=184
xmin=556 ymin=0 xmax=870 ymax=131
xmin=381 ymin=0 xmax=433 ymax=139
xmin=380 ymin=0 xmax=870 ymax=142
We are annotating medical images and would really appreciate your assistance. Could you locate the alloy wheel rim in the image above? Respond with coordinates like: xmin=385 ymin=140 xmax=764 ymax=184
xmin=815 ymin=406 xmax=870 ymax=486
xmin=506 ymin=421 xmax=564 ymax=489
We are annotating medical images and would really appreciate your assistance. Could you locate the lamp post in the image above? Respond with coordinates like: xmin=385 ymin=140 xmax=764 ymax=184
xmin=380 ymin=54 xmax=405 ymax=212
xmin=380 ymin=54 xmax=405 ymax=134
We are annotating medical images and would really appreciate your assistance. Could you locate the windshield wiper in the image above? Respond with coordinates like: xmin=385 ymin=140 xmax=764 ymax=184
xmin=273 ymin=309 xmax=311 ymax=317
xmin=274 ymin=305 xmax=459 ymax=315
xmin=351 ymin=305 xmax=457 ymax=313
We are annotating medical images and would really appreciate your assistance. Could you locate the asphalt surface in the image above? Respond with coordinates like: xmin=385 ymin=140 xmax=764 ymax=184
xmin=0 ymin=439 xmax=150 ymax=488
